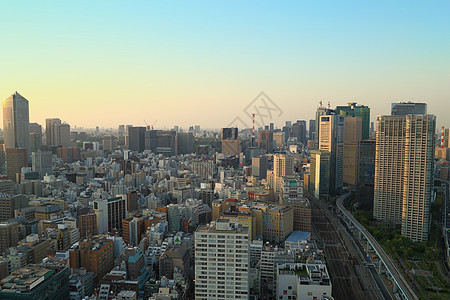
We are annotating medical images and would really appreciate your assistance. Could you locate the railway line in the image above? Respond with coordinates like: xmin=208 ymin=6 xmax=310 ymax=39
xmin=311 ymin=199 xmax=381 ymax=300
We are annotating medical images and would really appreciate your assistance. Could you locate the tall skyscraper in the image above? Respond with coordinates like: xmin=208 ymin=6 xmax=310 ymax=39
xmin=195 ymin=219 xmax=249 ymax=300
xmin=401 ymin=114 xmax=435 ymax=242
xmin=318 ymin=115 xmax=345 ymax=194
xmin=309 ymin=119 xmax=315 ymax=141
xmin=29 ymin=122 xmax=42 ymax=153
xmin=45 ymin=118 xmax=71 ymax=146
xmin=102 ymin=135 xmax=117 ymax=151
xmin=391 ymin=102 xmax=427 ymax=116
xmin=292 ymin=120 xmax=307 ymax=145
xmin=343 ymin=117 xmax=362 ymax=186
xmin=145 ymin=130 xmax=177 ymax=156
xmin=177 ymin=132 xmax=194 ymax=154
xmin=259 ymin=130 xmax=273 ymax=153
xmin=335 ymin=102 xmax=370 ymax=140
xmin=374 ymin=112 xmax=435 ymax=242
xmin=356 ymin=139 xmax=376 ymax=210
xmin=3 ymin=92 xmax=30 ymax=155
xmin=128 ymin=126 xmax=146 ymax=152
xmin=221 ymin=127 xmax=241 ymax=156
xmin=252 ymin=155 xmax=268 ymax=179
xmin=309 ymin=150 xmax=331 ymax=199
xmin=314 ymin=103 xmax=334 ymax=150
xmin=46 ymin=118 xmax=61 ymax=146
xmin=221 ymin=127 xmax=238 ymax=140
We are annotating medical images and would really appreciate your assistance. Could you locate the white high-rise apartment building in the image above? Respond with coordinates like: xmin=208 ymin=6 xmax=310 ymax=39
xmin=402 ymin=114 xmax=435 ymax=242
xmin=195 ymin=219 xmax=249 ymax=299
xmin=374 ymin=113 xmax=435 ymax=242
xmin=93 ymin=196 xmax=127 ymax=234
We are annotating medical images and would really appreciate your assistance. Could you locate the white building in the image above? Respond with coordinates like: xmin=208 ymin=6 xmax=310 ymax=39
xmin=94 ymin=196 xmax=127 ymax=234
xmin=195 ymin=219 xmax=249 ymax=299
xmin=276 ymin=261 xmax=332 ymax=300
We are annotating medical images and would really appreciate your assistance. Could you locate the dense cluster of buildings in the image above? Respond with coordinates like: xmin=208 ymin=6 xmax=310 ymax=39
xmin=0 ymin=91 xmax=443 ymax=299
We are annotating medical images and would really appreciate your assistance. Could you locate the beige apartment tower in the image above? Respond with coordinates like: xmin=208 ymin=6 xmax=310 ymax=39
xmin=374 ymin=114 xmax=435 ymax=242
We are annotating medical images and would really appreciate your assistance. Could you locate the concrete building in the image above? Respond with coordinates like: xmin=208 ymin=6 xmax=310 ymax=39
xmin=69 ymin=237 xmax=114 ymax=281
xmin=0 ymin=194 xmax=28 ymax=222
xmin=276 ymin=261 xmax=332 ymax=300
xmin=195 ymin=220 xmax=249 ymax=300
xmin=94 ymin=196 xmax=127 ymax=234
xmin=78 ymin=212 xmax=97 ymax=239
xmin=45 ymin=118 xmax=70 ymax=147
xmin=0 ymin=264 xmax=69 ymax=299
xmin=159 ymin=244 xmax=190 ymax=280
xmin=32 ymin=151 xmax=52 ymax=177
xmin=103 ymin=135 xmax=117 ymax=151
xmin=309 ymin=150 xmax=330 ymax=199
xmin=263 ymin=205 xmax=294 ymax=243
xmin=5 ymin=148 xmax=27 ymax=182
xmin=269 ymin=153 xmax=294 ymax=200
xmin=0 ymin=221 xmax=19 ymax=254
xmin=259 ymin=130 xmax=274 ymax=153
xmin=252 ymin=155 xmax=268 ymax=180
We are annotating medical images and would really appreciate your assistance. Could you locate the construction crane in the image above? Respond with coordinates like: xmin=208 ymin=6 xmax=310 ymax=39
xmin=144 ymin=120 xmax=150 ymax=130
xmin=151 ymin=120 xmax=157 ymax=130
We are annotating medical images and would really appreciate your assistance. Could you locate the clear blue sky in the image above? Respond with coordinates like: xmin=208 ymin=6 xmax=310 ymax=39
xmin=1 ymin=0 xmax=449 ymax=129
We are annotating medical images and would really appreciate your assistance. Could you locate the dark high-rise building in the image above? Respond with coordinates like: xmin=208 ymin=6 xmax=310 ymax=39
xmin=309 ymin=119 xmax=315 ymax=140
xmin=6 ymin=148 xmax=27 ymax=182
xmin=3 ymin=92 xmax=30 ymax=156
xmin=335 ymin=102 xmax=370 ymax=140
xmin=102 ymin=135 xmax=117 ymax=151
xmin=0 ymin=194 xmax=28 ymax=222
xmin=221 ymin=128 xmax=238 ymax=140
xmin=252 ymin=155 xmax=268 ymax=179
xmin=145 ymin=130 xmax=177 ymax=156
xmin=128 ymin=126 xmax=146 ymax=152
xmin=259 ymin=130 xmax=273 ymax=153
xmin=177 ymin=132 xmax=194 ymax=155
xmin=356 ymin=139 xmax=376 ymax=210
xmin=391 ymin=102 xmax=427 ymax=116
xmin=292 ymin=120 xmax=307 ymax=145
xmin=29 ymin=123 xmax=42 ymax=153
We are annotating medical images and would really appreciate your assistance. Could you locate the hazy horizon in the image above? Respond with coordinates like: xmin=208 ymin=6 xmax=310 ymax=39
xmin=2 ymin=1 xmax=449 ymax=129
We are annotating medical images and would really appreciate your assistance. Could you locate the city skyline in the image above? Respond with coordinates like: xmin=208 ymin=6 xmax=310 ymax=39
xmin=1 ymin=1 xmax=449 ymax=128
